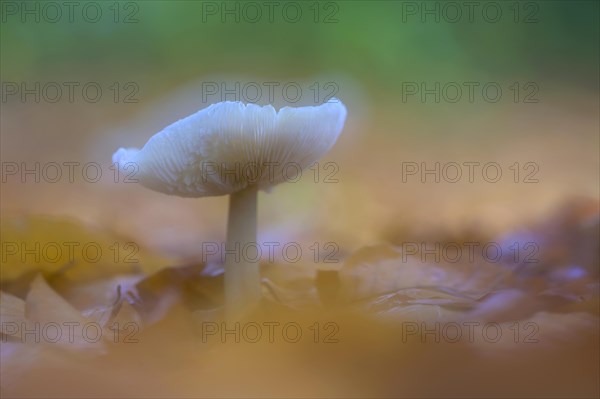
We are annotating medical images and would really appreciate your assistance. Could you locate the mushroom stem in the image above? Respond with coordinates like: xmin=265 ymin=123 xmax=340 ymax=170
xmin=224 ymin=185 xmax=260 ymax=315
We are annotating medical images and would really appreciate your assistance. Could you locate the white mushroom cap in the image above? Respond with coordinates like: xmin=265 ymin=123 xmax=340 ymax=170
xmin=112 ymin=99 xmax=347 ymax=197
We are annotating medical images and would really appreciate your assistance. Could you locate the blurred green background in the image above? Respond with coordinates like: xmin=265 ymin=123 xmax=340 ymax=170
xmin=2 ymin=0 xmax=598 ymax=104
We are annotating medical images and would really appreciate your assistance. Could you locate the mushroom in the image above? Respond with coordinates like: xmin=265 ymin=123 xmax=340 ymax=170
xmin=112 ymin=99 xmax=347 ymax=314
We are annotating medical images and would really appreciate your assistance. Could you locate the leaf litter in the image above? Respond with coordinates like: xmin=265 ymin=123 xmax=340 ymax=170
xmin=0 ymin=198 xmax=598 ymax=397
